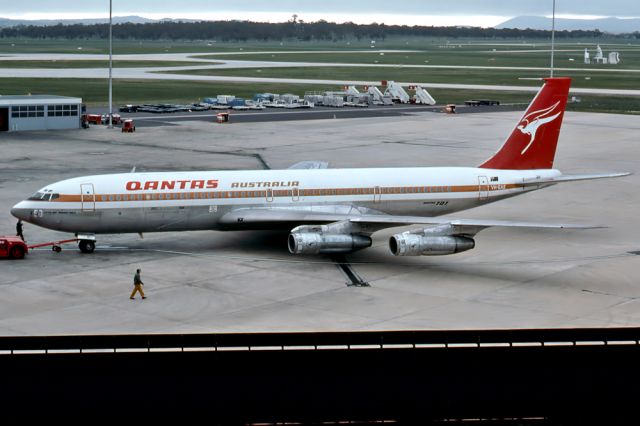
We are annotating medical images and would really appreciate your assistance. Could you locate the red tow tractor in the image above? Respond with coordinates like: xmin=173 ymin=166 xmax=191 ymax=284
xmin=0 ymin=236 xmax=81 ymax=259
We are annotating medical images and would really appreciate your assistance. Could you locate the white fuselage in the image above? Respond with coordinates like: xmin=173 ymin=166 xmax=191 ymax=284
xmin=11 ymin=167 xmax=561 ymax=234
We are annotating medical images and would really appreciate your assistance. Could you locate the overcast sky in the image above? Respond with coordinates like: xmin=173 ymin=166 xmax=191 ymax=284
xmin=4 ymin=1 xmax=640 ymax=27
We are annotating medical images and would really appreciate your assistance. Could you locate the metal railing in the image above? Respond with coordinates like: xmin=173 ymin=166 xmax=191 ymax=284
xmin=1 ymin=327 xmax=639 ymax=355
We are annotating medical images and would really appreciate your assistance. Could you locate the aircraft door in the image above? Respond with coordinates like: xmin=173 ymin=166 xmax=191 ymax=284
xmin=373 ymin=186 xmax=381 ymax=203
xmin=80 ymin=183 xmax=96 ymax=211
xmin=292 ymin=187 xmax=299 ymax=202
xmin=266 ymin=188 xmax=274 ymax=202
xmin=478 ymin=176 xmax=489 ymax=200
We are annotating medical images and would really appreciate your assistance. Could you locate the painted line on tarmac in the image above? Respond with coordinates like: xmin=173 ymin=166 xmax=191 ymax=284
xmin=131 ymin=106 xmax=439 ymax=121
xmin=85 ymin=247 xmax=636 ymax=267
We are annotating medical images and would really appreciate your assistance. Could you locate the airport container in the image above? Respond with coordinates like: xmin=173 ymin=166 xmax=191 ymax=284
xmin=216 ymin=95 xmax=236 ymax=105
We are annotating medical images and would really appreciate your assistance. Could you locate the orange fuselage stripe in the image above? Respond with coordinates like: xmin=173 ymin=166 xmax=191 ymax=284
xmin=51 ymin=184 xmax=522 ymax=203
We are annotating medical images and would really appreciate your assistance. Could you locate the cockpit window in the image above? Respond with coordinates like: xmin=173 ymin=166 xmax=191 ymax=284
xmin=28 ymin=192 xmax=46 ymax=201
xmin=27 ymin=192 xmax=59 ymax=201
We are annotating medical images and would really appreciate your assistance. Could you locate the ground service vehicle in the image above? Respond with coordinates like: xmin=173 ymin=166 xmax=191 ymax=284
xmin=84 ymin=114 xmax=102 ymax=125
xmin=0 ymin=236 xmax=28 ymax=259
xmin=122 ymin=119 xmax=136 ymax=133
xmin=101 ymin=113 xmax=122 ymax=125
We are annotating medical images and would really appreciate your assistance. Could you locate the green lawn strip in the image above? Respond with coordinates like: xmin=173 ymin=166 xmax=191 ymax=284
xmin=1 ymin=77 xmax=635 ymax=114
xmin=0 ymin=38 xmax=398 ymax=55
xmin=0 ymin=78 xmax=336 ymax=105
xmin=4 ymin=37 xmax=639 ymax=58
xmin=196 ymin=47 xmax=640 ymax=69
xmin=427 ymin=88 xmax=640 ymax=114
xmin=0 ymin=60 xmax=213 ymax=68
xmin=160 ymin=66 xmax=640 ymax=90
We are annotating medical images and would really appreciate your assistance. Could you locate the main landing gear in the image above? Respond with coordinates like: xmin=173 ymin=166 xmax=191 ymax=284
xmin=78 ymin=240 xmax=96 ymax=254
xmin=76 ymin=234 xmax=97 ymax=254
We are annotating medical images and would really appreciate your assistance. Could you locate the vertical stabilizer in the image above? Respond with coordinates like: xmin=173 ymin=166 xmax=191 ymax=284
xmin=479 ymin=77 xmax=571 ymax=170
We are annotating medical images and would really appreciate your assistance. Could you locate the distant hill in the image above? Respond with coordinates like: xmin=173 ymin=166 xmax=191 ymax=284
xmin=496 ymin=16 xmax=640 ymax=34
xmin=0 ymin=16 xmax=198 ymax=27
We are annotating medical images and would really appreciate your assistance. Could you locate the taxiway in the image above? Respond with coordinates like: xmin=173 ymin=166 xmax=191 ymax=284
xmin=1 ymin=109 xmax=638 ymax=335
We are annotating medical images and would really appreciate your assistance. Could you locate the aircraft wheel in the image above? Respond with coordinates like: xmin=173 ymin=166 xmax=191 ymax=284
xmin=78 ymin=240 xmax=95 ymax=254
xmin=52 ymin=245 xmax=62 ymax=253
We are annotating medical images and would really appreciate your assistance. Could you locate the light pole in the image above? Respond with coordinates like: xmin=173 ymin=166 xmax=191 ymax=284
xmin=550 ymin=0 xmax=556 ymax=77
xmin=108 ymin=0 xmax=113 ymax=128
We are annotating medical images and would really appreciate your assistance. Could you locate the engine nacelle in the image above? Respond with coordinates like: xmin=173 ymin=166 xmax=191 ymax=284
xmin=389 ymin=233 xmax=475 ymax=256
xmin=288 ymin=232 xmax=372 ymax=255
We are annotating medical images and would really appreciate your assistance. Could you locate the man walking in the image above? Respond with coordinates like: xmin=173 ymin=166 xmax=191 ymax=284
xmin=130 ymin=268 xmax=147 ymax=300
xmin=16 ymin=220 xmax=24 ymax=241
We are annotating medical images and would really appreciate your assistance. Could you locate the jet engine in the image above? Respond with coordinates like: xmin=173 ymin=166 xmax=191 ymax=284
xmin=288 ymin=232 xmax=372 ymax=255
xmin=389 ymin=233 xmax=475 ymax=256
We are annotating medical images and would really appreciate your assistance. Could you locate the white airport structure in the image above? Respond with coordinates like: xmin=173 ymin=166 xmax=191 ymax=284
xmin=594 ymin=45 xmax=606 ymax=64
xmin=584 ymin=45 xmax=620 ymax=65
xmin=384 ymin=81 xmax=411 ymax=103
xmin=0 ymin=95 xmax=82 ymax=132
xmin=608 ymin=51 xmax=620 ymax=65
xmin=414 ymin=86 xmax=436 ymax=105
xmin=367 ymin=86 xmax=390 ymax=104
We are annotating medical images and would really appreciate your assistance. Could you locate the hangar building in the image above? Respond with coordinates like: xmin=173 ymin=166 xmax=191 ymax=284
xmin=0 ymin=95 xmax=82 ymax=132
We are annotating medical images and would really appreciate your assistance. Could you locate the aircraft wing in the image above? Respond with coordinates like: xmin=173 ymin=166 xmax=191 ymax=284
xmin=219 ymin=207 xmax=602 ymax=236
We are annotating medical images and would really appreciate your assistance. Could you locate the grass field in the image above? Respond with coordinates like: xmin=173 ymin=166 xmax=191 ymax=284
xmin=0 ymin=60 xmax=210 ymax=68
xmin=197 ymin=45 xmax=640 ymax=70
xmin=0 ymin=77 xmax=636 ymax=115
xmin=162 ymin=66 xmax=640 ymax=90
xmin=3 ymin=36 xmax=639 ymax=56
xmin=1 ymin=37 xmax=639 ymax=114
xmin=0 ymin=78 xmax=331 ymax=106
xmin=0 ymin=38 xmax=414 ymax=54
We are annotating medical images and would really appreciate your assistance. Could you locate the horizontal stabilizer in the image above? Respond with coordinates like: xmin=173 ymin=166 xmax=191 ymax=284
xmin=524 ymin=172 xmax=630 ymax=185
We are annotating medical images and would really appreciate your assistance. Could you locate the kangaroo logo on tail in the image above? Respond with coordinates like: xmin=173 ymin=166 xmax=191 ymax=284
xmin=517 ymin=101 xmax=562 ymax=155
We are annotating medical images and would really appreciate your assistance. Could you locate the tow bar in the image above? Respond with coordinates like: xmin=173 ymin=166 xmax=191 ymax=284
xmin=28 ymin=238 xmax=79 ymax=253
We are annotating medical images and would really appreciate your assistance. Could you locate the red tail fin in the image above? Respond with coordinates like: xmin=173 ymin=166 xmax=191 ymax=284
xmin=479 ymin=77 xmax=571 ymax=170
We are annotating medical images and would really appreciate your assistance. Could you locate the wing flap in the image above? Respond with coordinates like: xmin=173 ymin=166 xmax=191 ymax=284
xmin=219 ymin=208 xmax=602 ymax=232
xmin=349 ymin=215 xmax=603 ymax=230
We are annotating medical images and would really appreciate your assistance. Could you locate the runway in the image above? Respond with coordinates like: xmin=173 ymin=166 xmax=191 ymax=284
xmin=0 ymin=109 xmax=638 ymax=335
xmin=2 ymin=52 xmax=640 ymax=96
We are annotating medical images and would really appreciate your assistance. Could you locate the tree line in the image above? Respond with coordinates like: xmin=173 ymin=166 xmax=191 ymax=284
xmin=0 ymin=20 xmax=628 ymax=41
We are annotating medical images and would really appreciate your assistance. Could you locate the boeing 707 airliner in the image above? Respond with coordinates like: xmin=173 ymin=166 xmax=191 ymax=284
xmin=11 ymin=78 xmax=628 ymax=255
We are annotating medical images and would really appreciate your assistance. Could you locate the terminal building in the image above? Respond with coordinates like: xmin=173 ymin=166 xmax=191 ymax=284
xmin=0 ymin=95 xmax=82 ymax=132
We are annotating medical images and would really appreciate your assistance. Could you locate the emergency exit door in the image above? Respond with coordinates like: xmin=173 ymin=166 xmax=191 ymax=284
xmin=80 ymin=183 xmax=96 ymax=211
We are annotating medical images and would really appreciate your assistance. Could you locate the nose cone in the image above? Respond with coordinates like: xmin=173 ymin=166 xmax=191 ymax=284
xmin=11 ymin=201 xmax=30 ymax=221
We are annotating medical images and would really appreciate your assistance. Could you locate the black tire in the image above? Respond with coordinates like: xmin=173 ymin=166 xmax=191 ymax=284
xmin=52 ymin=245 xmax=62 ymax=253
xmin=78 ymin=240 xmax=96 ymax=254
xmin=10 ymin=245 xmax=25 ymax=259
